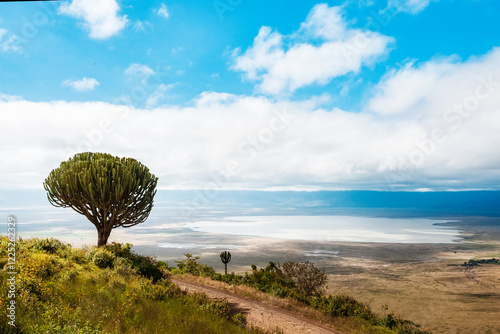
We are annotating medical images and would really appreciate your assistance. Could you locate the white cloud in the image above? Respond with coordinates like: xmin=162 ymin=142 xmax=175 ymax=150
xmin=125 ymin=63 xmax=155 ymax=77
xmin=133 ymin=20 xmax=144 ymax=32
xmin=145 ymin=83 xmax=176 ymax=108
xmin=156 ymin=3 xmax=170 ymax=19
xmin=2 ymin=48 xmax=500 ymax=191
xmin=59 ymin=0 xmax=128 ymax=39
xmin=387 ymin=0 xmax=436 ymax=14
xmin=232 ymin=4 xmax=394 ymax=95
xmin=368 ymin=48 xmax=500 ymax=183
xmin=0 ymin=93 xmax=21 ymax=102
xmin=0 ymin=28 xmax=22 ymax=53
xmin=368 ymin=51 xmax=500 ymax=117
xmin=298 ymin=4 xmax=347 ymax=40
xmin=62 ymin=77 xmax=100 ymax=91
xmin=123 ymin=63 xmax=177 ymax=108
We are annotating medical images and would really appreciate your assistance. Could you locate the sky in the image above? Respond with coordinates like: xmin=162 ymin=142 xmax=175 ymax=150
xmin=0 ymin=0 xmax=500 ymax=192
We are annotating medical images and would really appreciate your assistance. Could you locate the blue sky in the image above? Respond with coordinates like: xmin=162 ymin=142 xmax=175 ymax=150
xmin=1 ymin=0 xmax=500 ymax=191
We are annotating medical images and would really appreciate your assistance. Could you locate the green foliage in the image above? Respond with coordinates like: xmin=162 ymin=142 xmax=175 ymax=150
xmin=173 ymin=253 xmax=217 ymax=277
xmin=43 ymin=152 xmax=159 ymax=246
xmin=174 ymin=256 xmax=431 ymax=334
xmin=243 ymin=262 xmax=296 ymax=297
xmin=24 ymin=238 xmax=70 ymax=254
xmin=220 ymin=251 xmax=232 ymax=264
xmin=82 ymin=242 xmax=167 ymax=282
xmin=233 ymin=312 xmax=247 ymax=326
xmin=0 ymin=236 xmax=260 ymax=334
xmin=278 ymin=261 xmax=327 ymax=297
xmin=85 ymin=248 xmax=116 ymax=269
xmin=310 ymin=293 xmax=374 ymax=319
xmin=463 ymin=258 xmax=500 ymax=266
xmin=220 ymin=250 xmax=232 ymax=275
xmin=375 ymin=305 xmax=429 ymax=334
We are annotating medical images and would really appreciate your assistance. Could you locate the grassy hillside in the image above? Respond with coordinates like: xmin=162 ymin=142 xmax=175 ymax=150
xmin=0 ymin=237 xmax=260 ymax=334
xmin=1 ymin=237 xmax=431 ymax=333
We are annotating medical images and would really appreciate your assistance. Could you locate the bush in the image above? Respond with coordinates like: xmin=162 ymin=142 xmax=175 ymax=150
xmin=106 ymin=242 xmax=167 ymax=282
xmin=463 ymin=258 xmax=500 ymax=266
xmin=60 ymin=268 xmax=79 ymax=282
xmin=113 ymin=256 xmax=136 ymax=274
xmin=25 ymin=237 xmax=70 ymax=254
xmin=171 ymin=254 xmax=430 ymax=334
xmin=174 ymin=254 xmax=216 ymax=277
xmin=134 ymin=255 xmax=164 ymax=282
xmin=311 ymin=293 xmax=374 ymax=319
xmin=277 ymin=261 xmax=327 ymax=297
xmin=242 ymin=262 xmax=294 ymax=296
xmin=233 ymin=313 xmax=247 ymax=326
xmin=86 ymin=248 xmax=116 ymax=268
xmin=0 ymin=237 xmax=257 ymax=334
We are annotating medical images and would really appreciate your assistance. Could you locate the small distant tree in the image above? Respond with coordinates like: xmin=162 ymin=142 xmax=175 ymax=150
xmin=43 ymin=152 xmax=158 ymax=246
xmin=278 ymin=261 xmax=327 ymax=297
xmin=220 ymin=251 xmax=231 ymax=275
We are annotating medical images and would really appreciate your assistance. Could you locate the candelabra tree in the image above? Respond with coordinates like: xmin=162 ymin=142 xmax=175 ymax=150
xmin=220 ymin=251 xmax=231 ymax=275
xmin=43 ymin=152 xmax=158 ymax=246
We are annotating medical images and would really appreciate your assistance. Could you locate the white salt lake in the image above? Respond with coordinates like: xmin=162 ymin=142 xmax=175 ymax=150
xmin=185 ymin=215 xmax=461 ymax=244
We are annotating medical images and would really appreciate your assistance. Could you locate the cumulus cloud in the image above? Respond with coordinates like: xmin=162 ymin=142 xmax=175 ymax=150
xmin=156 ymin=3 xmax=170 ymax=19
xmin=386 ymin=0 xmax=436 ymax=14
xmin=368 ymin=50 xmax=500 ymax=117
xmin=0 ymin=28 xmax=21 ymax=53
xmin=62 ymin=77 xmax=100 ymax=91
xmin=368 ymin=48 xmax=500 ymax=185
xmin=232 ymin=3 xmax=394 ymax=95
xmin=2 ymin=48 xmax=500 ymax=191
xmin=59 ymin=0 xmax=128 ymax=39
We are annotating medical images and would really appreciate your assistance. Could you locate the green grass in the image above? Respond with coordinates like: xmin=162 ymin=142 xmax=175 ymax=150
xmin=0 ymin=237 xmax=261 ymax=334
xmin=0 ymin=237 xmax=434 ymax=333
xmin=172 ymin=255 xmax=432 ymax=334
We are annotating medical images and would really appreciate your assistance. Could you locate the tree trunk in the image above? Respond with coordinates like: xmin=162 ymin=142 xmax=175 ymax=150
xmin=97 ymin=226 xmax=112 ymax=247
xmin=224 ymin=263 xmax=227 ymax=275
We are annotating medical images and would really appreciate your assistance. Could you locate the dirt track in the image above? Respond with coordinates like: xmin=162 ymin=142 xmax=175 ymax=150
xmin=172 ymin=278 xmax=344 ymax=334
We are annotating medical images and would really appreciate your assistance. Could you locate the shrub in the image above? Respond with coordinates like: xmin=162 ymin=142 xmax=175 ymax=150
xmin=134 ymin=255 xmax=164 ymax=282
xmin=58 ymin=246 xmax=87 ymax=264
xmin=189 ymin=292 xmax=231 ymax=318
xmin=0 ymin=238 xmax=260 ymax=334
xmin=242 ymin=262 xmax=294 ymax=296
xmin=60 ymin=268 xmax=79 ymax=282
xmin=0 ymin=236 xmax=10 ymax=257
xmin=463 ymin=258 xmax=500 ymax=266
xmin=233 ymin=313 xmax=247 ymax=326
xmin=175 ymin=253 xmax=216 ymax=277
xmin=103 ymin=242 xmax=169 ymax=282
xmin=86 ymin=248 xmax=116 ymax=269
xmin=113 ymin=256 xmax=136 ymax=273
xmin=106 ymin=242 xmax=133 ymax=257
xmin=26 ymin=237 xmax=70 ymax=254
xmin=310 ymin=293 xmax=374 ymax=319
xmin=277 ymin=261 xmax=327 ymax=297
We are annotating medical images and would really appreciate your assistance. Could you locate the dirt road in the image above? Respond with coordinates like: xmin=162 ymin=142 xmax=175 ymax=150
xmin=172 ymin=278 xmax=345 ymax=334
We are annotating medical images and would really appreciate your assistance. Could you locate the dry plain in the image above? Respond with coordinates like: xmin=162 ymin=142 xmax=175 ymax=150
xmin=132 ymin=218 xmax=500 ymax=333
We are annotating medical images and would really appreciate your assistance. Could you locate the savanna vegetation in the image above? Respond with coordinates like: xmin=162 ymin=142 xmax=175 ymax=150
xmin=172 ymin=254 xmax=431 ymax=333
xmin=0 ymin=237 xmax=260 ymax=334
xmin=1 ymin=236 xmax=432 ymax=333
xmin=462 ymin=258 xmax=500 ymax=267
